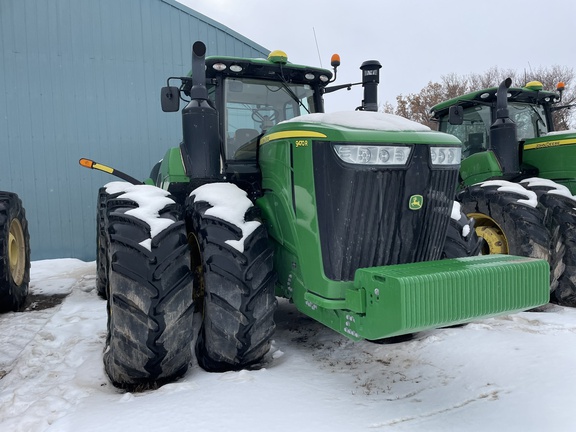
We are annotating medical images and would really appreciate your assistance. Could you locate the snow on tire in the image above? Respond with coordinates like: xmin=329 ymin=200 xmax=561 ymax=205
xmin=457 ymin=180 xmax=560 ymax=292
xmin=103 ymin=183 xmax=194 ymax=390
xmin=187 ymin=182 xmax=277 ymax=372
xmin=0 ymin=192 xmax=30 ymax=312
xmin=521 ymin=178 xmax=576 ymax=306
xmin=96 ymin=185 xmax=133 ymax=300
xmin=441 ymin=201 xmax=483 ymax=259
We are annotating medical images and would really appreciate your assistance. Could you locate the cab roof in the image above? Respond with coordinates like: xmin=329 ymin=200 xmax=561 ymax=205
xmin=431 ymin=85 xmax=559 ymax=115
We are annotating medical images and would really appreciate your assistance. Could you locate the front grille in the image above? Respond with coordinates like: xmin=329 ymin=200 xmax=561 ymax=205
xmin=313 ymin=143 xmax=458 ymax=281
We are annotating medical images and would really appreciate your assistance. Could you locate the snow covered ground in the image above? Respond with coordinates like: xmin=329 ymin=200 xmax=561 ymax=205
xmin=1 ymin=259 xmax=575 ymax=432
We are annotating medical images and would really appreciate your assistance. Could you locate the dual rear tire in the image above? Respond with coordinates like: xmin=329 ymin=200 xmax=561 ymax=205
xmin=98 ymin=183 xmax=277 ymax=390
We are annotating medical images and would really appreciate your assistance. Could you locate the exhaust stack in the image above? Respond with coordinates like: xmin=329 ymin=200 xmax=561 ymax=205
xmin=181 ymin=41 xmax=220 ymax=181
xmin=359 ymin=60 xmax=382 ymax=112
xmin=490 ymin=78 xmax=520 ymax=175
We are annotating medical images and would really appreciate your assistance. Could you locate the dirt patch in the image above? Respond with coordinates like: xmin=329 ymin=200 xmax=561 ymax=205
xmin=24 ymin=294 xmax=69 ymax=311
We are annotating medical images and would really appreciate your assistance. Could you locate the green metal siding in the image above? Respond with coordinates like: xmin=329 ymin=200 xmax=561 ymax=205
xmin=0 ymin=0 xmax=269 ymax=260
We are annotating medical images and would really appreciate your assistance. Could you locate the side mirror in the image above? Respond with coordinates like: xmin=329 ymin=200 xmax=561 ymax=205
xmin=449 ymin=105 xmax=464 ymax=125
xmin=161 ymin=86 xmax=180 ymax=112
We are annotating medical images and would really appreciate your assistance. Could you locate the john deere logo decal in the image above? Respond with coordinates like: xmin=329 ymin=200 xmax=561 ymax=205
xmin=409 ymin=194 xmax=423 ymax=210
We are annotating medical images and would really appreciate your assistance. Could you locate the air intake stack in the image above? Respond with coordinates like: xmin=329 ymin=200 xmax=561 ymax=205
xmin=490 ymin=78 xmax=520 ymax=175
xmin=181 ymin=41 xmax=220 ymax=181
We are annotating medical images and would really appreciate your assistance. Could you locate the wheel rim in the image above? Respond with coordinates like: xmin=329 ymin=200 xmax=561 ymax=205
xmin=8 ymin=218 xmax=26 ymax=285
xmin=468 ymin=212 xmax=509 ymax=254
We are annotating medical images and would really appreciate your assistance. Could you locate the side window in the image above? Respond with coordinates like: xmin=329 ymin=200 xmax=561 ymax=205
xmin=509 ymin=103 xmax=547 ymax=140
xmin=443 ymin=106 xmax=491 ymax=157
xmin=225 ymin=102 xmax=262 ymax=160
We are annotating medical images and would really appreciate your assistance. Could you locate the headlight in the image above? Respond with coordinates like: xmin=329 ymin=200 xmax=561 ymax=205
xmin=430 ymin=147 xmax=461 ymax=166
xmin=334 ymin=145 xmax=412 ymax=165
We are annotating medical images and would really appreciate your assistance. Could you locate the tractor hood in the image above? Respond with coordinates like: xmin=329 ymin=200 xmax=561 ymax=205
xmin=523 ymin=130 xmax=576 ymax=190
xmin=524 ymin=129 xmax=576 ymax=150
xmin=261 ymin=111 xmax=462 ymax=146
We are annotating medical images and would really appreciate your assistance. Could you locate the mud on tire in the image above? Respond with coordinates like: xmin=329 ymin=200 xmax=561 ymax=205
xmin=187 ymin=183 xmax=277 ymax=372
xmin=103 ymin=184 xmax=194 ymax=390
xmin=457 ymin=180 xmax=561 ymax=292
xmin=0 ymin=192 xmax=31 ymax=312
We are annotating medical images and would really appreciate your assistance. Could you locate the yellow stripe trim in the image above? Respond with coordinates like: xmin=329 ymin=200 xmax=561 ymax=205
xmin=260 ymin=130 xmax=327 ymax=145
xmin=524 ymin=138 xmax=576 ymax=150
xmin=93 ymin=163 xmax=114 ymax=174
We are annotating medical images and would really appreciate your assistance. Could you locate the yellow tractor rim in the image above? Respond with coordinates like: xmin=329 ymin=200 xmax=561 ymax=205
xmin=8 ymin=218 xmax=26 ymax=285
xmin=468 ymin=212 xmax=509 ymax=255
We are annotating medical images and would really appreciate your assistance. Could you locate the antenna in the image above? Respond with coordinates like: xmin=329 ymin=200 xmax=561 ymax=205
xmin=313 ymin=27 xmax=322 ymax=67
xmin=527 ymin=62 xmax=533 ymax=82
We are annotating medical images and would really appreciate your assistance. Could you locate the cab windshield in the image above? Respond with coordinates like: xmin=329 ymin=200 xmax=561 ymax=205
xmin=224 ymin=77 xmax=316 ymax=160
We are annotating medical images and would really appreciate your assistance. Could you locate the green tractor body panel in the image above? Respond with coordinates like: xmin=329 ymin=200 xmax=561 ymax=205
xmin=158 ymin=147 xmax=188 ymax=187
xmin=523 ymin=132 xmax=576 ymax=192
xmin=460 ymin=150 xmax=503 ymax=186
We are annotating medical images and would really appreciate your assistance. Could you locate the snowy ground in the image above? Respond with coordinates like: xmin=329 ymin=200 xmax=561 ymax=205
xmin=1 ymin=259 xmax=575 ymax=432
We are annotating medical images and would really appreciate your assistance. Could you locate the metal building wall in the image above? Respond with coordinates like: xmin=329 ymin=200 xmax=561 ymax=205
xmin=0 ymin=0 xmax=269 ymax=261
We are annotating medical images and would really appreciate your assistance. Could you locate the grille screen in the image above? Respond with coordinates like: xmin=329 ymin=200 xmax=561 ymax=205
xmin=313 ymin=143 xmax=459 ymax=281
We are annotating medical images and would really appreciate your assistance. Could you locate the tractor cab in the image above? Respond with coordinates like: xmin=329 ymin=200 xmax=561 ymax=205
xmin=431 ymin=82 xmax=556 ymax=158
xmin=431 ymin=80 xmax=576 ymax=190
xmin=160 ymin=48 xmax=333 ymax=198
xmin=198 ymin=50 xmax=331 ymax=162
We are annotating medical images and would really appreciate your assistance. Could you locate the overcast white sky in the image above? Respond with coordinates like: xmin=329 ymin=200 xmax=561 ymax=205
xmin=178 ymin=0 xmax=575 ymax=112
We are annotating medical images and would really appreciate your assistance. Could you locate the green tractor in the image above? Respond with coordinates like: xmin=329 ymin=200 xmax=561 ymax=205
xmin=82 ymin=42 xmax=549 ymax=390
xmin=0 ymin=191 xmax=30 ymax=312
xmin=431 ymin=79 xmax=576 ymax=306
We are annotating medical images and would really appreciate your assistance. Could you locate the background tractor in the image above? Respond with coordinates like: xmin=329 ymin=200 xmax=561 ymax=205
xmin=0 ymin=191 xmax=30 ymax=312
xmin=83 ymin=42 xmax=549 ymax=390
xmin=431 ymin=79 xmax=576 ymax=306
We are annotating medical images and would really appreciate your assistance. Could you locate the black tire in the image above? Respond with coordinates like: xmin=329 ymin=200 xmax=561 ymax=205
xmin=520 ymin=178 xmax=576 ymax=306
xmin=0 ymin=192 xmax=31 ymax=313
xmin=457 ymin=180 xmax=560 ymax=291
xmin=554 ymin=204 xmax=576 ymax=306
xmin=96 ymin=187 xmax=111 ymax=299
xmin=187 ymin=183 xmax=277 ymax=372
xmin=103 ymin=185 xmax=194 ymax=390
xmin=96 ymin=185 xmax=135 ymax=300
xmin=441 ymin=201 xmax=483 ymax=259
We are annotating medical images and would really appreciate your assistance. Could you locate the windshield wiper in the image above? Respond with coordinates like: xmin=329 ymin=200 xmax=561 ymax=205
xmin=275 ymin=70 xmax=310 ymax=114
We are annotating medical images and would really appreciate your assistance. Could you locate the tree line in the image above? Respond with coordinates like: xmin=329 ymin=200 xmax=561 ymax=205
xmin=383 ymin=65 xmax=575 ymax=130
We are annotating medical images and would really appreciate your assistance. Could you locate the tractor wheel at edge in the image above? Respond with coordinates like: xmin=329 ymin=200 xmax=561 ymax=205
xmin=457 ymin=180 xmax=562 ymax=293
xmin=103 ymin=184 xmax=195 ymax=390
xmin=186 ymin=183 xmax=277 ymax=372
xmin=0 ymin=192 xmax=31 ymax=313
xmin=520 ymin=178 xmax=576 ymax=306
